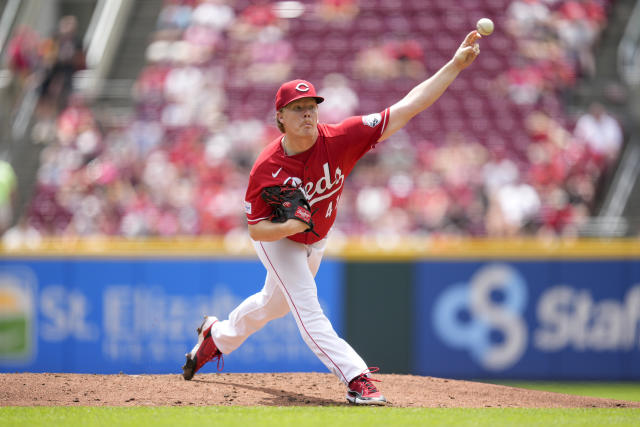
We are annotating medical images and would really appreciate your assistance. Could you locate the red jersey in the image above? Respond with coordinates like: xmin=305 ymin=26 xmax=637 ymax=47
xmin=245 ymin=109 xmax=390 ymax=244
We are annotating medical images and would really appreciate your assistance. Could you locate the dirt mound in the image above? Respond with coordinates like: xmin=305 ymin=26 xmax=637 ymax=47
xmin=1 ymin=373 xmax=638 ymax=408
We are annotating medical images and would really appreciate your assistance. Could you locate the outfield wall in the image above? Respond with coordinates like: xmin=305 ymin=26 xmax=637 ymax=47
xmin=1 ymin=238 xmax=639 ymax=379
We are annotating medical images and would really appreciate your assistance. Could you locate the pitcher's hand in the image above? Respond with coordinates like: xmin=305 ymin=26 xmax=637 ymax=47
xmin=453 ymin=31 xmax=481 ymax=71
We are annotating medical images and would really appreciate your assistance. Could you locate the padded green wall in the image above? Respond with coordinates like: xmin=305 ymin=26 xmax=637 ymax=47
xmin=344 ymin=262 xmax=413 ymax=374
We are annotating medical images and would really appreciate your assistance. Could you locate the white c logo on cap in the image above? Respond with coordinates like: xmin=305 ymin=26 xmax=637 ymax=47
xmin=295 ymin=83 xmax=310 ymax=92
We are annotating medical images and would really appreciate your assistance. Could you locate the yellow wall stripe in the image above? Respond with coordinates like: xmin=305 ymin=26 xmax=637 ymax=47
xmin=2 ymin=237 xmax=640 ymax=260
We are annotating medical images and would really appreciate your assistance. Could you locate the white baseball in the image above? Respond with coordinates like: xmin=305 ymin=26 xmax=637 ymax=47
xmin=476 ymin=18 xmax=494 ymax=36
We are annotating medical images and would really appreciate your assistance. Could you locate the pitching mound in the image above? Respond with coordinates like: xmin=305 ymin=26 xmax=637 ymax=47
xmin=1 ymin=373 xmax=638 ymax=408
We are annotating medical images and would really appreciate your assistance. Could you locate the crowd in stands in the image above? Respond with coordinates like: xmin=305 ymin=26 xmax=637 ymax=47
xmin=1 ymin=0 xmax=626 ymax=246
xmin=6 ymin=15 xmax=85 ymax=113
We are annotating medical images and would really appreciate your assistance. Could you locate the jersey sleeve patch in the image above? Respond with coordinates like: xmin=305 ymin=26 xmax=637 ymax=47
xmin=244 ymin=200 xmax=252 ymax=214
xmin=362 ymin=113 xmax=382 ymax=128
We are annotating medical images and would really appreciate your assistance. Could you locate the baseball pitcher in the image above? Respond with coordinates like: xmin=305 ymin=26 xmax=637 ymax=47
xmin=182 ymin=30 xmax=482 ymax=405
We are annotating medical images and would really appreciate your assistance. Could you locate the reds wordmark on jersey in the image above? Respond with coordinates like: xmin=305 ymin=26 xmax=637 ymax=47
xmin=245 ymin=109 xmax=390 ymax=244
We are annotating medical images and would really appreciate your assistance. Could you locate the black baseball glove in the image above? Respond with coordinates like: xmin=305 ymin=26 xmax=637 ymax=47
xmin=261 ymin=185 xmax=319 ymax=236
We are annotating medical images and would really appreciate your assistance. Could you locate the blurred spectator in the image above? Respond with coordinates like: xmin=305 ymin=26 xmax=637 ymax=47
xmin=5 ymin=25 xmax=41 ymax=91
xmin=408 ymin=171 xmax=451 ymax=232
xmin=482 ymin=149 xmax=520 ymax=197
xmin=157 ymin=1 xmax=193 ymax=31
xmin=163 ymin=64 xmax=205 ymax=126
xmin=505 ymin=0 xmax=551 ymax=38
xmin=243 ymin=27 xmax=293 ymax=83
xmin=353 ymin=43 xmax=398 ymax=80
xmin=56 ymin=95 xmax=99 ymax=148
xmin=192 ymin=0 xmax=235 ymax=31
xmin=537 ymin=184 xmax=577 ymax=236
xmin=318 ymin=73 xmax=359 ymax=123
xmin=38 ymin=15 xmax=86 ymax=111
xmin=133 ymin=61 xmax=171 ymax=105
xmin=383 ymin=38 xmax=425 ymax=80
xmin=498 ymin=63 xmax=544 ymax=105
xmin=2 ymin=217 xmax=42 ymax=250
xmin=230 ymin=0 xmax=282 ymax=41
xmin=316 ymin=0 xmax=359 ymax=23
xmin=486 ymin=181 xmax=541 ymax=237
xmin=353 ymin=38 xmax=425 ymax=80
xmin=241 ymin=0 xmax=278 ymax=28
xmin=573 ymin=102 xmax=623 ymax=165
xmin=181 ymin=26 xmax=221 ymax=64
xmin=553 ymin=0 xmax=605 ymax=78
xmin=0 ymin=158 xmax=18 ymax=233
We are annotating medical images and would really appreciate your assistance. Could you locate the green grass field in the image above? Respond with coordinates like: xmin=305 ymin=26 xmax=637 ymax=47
xmin=1 ymin=407 xmax=640 ymax=427
xmin=488 ymin=381 xmax=640 ymax=403
xmin=2 ymin=383 xmax=640 ymax=427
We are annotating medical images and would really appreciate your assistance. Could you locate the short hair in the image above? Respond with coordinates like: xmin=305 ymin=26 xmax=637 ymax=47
xmin=276 ymin=109 xmax=285 ymax=133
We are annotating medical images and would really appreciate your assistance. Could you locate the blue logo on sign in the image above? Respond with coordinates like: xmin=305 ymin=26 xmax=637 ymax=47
xmin=432 ymin=264 xmax=528 ymax=371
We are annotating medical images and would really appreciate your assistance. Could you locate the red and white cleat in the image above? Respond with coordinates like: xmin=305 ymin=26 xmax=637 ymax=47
xmin=182 ymin=316 xmax=223 ymax=380
xmin=346 ymin=368 xmax=387 ymax=405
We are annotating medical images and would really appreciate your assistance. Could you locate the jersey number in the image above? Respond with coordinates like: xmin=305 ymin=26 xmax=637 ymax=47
xmin=325 ymin=196 xmax=340 ymax=218
xmin=325 ymin=202 xmax=333 ymax=218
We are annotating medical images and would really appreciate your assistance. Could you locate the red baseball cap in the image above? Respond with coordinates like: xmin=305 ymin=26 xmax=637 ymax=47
xmin=275 ymin=79 xmax=324 ymax=110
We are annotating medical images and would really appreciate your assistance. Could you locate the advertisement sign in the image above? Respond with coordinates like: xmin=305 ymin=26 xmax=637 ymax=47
xmin=0 ymin=267 xmax=37 ymax=361
xmin=5 ymin=253 xmax=640 ymax=379
xmin=414 ymin=261 xmax=640 ymax=379
xmin=0 ymin=259 xmax=344 ymax=374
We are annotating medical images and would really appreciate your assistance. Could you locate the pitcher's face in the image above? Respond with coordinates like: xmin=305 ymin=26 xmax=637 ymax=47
xmin=278 ymin=98 xmax=319 ymax=137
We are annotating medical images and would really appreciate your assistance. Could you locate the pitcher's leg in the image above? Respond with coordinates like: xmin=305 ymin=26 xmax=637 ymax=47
xmin=254 ymin=238 xmax=367 ymax=385
xmin=306 ymin=237 xmax=327 ymax=277
xmin=183 ymin=257 xmax=289 ymax=380
xmin=211 ymin=272 xmax=289 ymax=354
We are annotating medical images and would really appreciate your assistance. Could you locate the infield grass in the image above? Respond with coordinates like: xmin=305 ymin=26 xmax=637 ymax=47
xmin=1 ymin=407 xmax=640 ymax=427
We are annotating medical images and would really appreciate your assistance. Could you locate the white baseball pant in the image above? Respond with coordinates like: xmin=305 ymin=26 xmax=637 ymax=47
xmin=209 ymin=237 xmax=367 ymax=385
